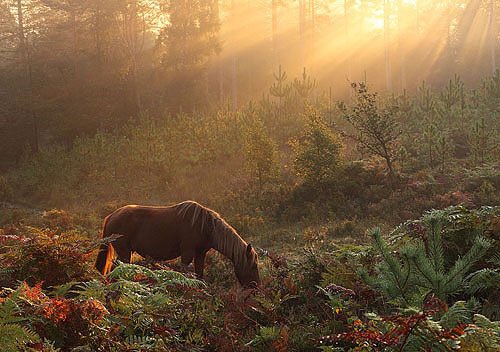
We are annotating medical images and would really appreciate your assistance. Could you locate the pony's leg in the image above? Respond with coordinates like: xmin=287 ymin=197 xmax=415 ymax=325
xmin=113 ymin=242 xmax=132 ymax=264
xmin=181 ymin=249 xmax=194 ymax=266
xmin=194 ymin=251 xmax=207 ymax=279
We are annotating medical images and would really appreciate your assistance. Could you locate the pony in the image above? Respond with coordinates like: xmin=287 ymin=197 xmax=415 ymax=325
xmin=95 ymin=201 xmax=260 ymax=287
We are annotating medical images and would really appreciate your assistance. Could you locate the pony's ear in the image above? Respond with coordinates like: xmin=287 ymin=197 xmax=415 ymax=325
xmin=246 ymin=243 xmax=252 ymax=256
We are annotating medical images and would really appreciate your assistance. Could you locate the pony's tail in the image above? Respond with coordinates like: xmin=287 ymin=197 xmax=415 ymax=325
xmin=95 ymin=216 xmax=114 ymax=276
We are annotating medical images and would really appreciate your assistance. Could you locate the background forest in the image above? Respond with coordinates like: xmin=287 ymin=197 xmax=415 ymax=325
xmin=0 ymin=0 xmax=499 ymax=167
xmin=0 ymin=0 xmax=500 ymax=351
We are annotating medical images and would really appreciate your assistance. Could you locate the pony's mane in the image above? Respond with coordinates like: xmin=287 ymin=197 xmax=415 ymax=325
xmin=174 ymin=201 xmax=248 ymax=267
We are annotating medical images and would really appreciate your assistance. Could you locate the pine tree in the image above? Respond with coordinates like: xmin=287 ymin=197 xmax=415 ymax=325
xmin=469 ymin=117 xmax=496 ymax=166
xmin=359 ymin=214 xmax=491 ymax=306
xmin=435 ymin=131 xmax=452 ymax=171
xmin=422 ymin=122 xmax=438 ymax=168
xmin=292 ymin=107 xmax=343 ymax=186
xmin=293 ymin=67 xmax=316 ymax=101
xmin=245 ymin=118 xmax=277 ymax=197
xmin=269 ymin=64 xmax=289 ymax=121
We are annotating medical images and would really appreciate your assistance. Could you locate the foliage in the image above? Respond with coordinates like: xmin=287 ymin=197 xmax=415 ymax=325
xmin=291 ymin=107 xmax=343 ymax=186
xmin=158 ymin=0 xmax=220 ymax=112
xmin=244 ymin=117 xmax=278 ymax=195
xmin=469 ymin=117 xmax=498 ymax=166
xmin=1 ymin=206 xmax=500 ymax=351
xmin=0 ymin=226 xmax=99 ymax=288
xmin=0 ymin=286 xmax=41 ymax=352
xmin=0 ymin=175 xmax=12 ymax=201
xmin=340 ymin=83 xmax=402 ymax=175
xmin=360 ymin=212 xmax=491 ymax=306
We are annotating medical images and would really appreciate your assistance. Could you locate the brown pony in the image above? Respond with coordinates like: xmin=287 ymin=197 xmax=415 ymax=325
xmin=95 ymin=201 xmax=260 ymax=287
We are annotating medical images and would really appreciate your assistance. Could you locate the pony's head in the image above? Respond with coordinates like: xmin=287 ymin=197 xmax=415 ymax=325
xmin=235 ymin=243 xmax=260 ymax=288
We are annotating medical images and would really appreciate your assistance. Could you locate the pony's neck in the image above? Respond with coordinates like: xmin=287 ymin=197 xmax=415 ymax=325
xmin=212 ymin=227 xmax=245 ymax=267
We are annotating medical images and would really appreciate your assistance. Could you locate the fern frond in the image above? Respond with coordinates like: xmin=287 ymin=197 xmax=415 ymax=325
xmin=72 ymin=280 xmax=105 ymax=301
xmin=0 ymin=297 xmax=24 ymax=324
xmin=154 ymin=269 xmax=206 ymax=288
xmin=107 ymin=280 xmax=151 ymax=296
xmin=466 ymin=268 xmax=500 ymax=295
xmin=50 ymin=281 xmax=79 ymax=298
xmin=473 ymin=314 xmax=500 ymax=332
xmin=0 ymin=323 xmax=40 ymax=352
xmin=440 ymin=301 xmax=472 ymax=329
xmin=107 ymin=263 xmax=156 ymax=281
xmin=124 ymin=335 xmax=158 ymax=348
xmin=142 ymin=292 xmax=173 ymax=310
xmin=487 ymin=253 xmax=500 ymax=266
xmin=0 ymin=267 xmax=17 ymax=277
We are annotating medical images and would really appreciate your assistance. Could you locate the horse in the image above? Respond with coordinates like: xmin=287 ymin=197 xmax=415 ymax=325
xmin=95 ymin=201 xmax=260 ymax=287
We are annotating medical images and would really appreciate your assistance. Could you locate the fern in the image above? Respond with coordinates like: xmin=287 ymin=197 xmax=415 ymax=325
xmin=124 ymin=335 xmax=158 ymax=349
xmin=459 ymin=314 xmax=500 ymax=350
xmin=246 ymin=326 xmax=279 ymax=347
xmin=107 ymin=262 xmax=156 ymax=281
xmin=473 ymin=314 xmax=500 ymax=331
xmin=50 ymin=281 xmax=80 ymax=298
xmin=439 ymin=299 xmax=478 ymax=329
xmin=155 ymin=269 xmax=206 ymax=288
xmin=0 ymin=267 xmax=17 ymax=278
xmin=107 ymin=263 xmax=205 ymax=289
xmin=0 ymin=291 xmax=40 ymax=351
xmin=0 ymin=294 xmax=24 ymax=324
xmin=0 ymin=323 xmax=40 ymax=352
xmin=72 ymin=280 xmax=106 ymax=301
xmin=466 ymin=268 xmax=500 ymax=295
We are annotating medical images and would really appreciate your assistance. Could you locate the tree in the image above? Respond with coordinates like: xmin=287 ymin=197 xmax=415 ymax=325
xmin=340 ymin=83 xmax=401 ymax=176
xmin=422 ymin=122 xmax=438 ymax=168
xmin=359 ymin=213 xmax=491 ymax=305
xmin=158 ymin=0 xmax=219 ymax=112
xmin=269 ymin=64 xmax=289 ymax=121
xmin=245 ymin=117 xmax=277 ymax=197
xmin=435 ymin=131 xmax=452 ymax=171
xmin=115 ymin=0 xmax=149 ymax=115
xmin=271 ymin=0 xmax=278 ymax=72
xmin=397 ymin=0 xmax=406 ymax=92
xmin=489 ymin=0 xmax=496 ymax=74
xmin=292 ymin=107 xmax=343 ymax=185
xmin=469 ymin=117 xmax=497 ymax=166
xmin=384 ymin=0 xmax=392 ymax=92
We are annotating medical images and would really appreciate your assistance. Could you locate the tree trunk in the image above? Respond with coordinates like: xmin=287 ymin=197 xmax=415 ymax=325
xmin=344 ymin=0 xmax=351 ymax=102
xmin=231 ymin=0 xmax=238 ymax=111
xmin=131 ymin=2 xmax=142 ymax=115
xmin=490 ymin=0 xmax=496 ymax=74
xmin=272 ymin=0 xmax=278 ymax=73
xmin=215 ymin=0 xmax=223 ymax=104
xmin=398 ymin=0 xmax=406 ymax=92
xmin=299 ymin=0 xmax=305 ymax=69
xmin=119 ymin=0 xmax=142 ymax=116
xmin=384 ymin=0 xmax=392 ymax=93
xmin=16 ymin=0 xmax=38 ymax=153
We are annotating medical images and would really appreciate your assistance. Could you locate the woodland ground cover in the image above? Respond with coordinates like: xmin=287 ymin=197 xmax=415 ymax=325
xmin=0 ymin=205 xmax=499 ymax=351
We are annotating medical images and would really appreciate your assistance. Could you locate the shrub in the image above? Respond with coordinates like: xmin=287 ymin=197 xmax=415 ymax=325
xmin=291 ymin=107 xmax=343 ymax=187
xmin=0 ymin=227 xmax=97 ymax=288
xmin=41 ymin=209 xmax=74 ymax=230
